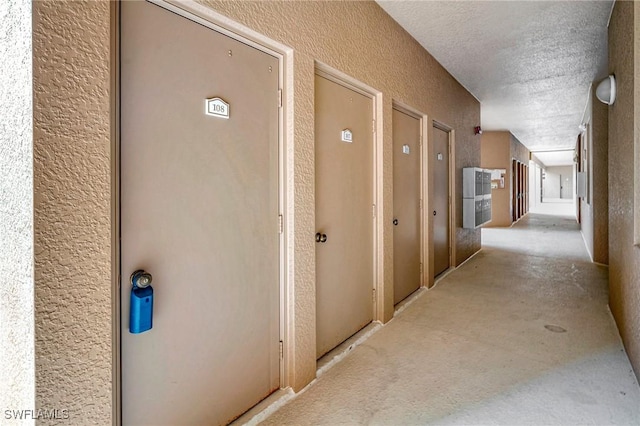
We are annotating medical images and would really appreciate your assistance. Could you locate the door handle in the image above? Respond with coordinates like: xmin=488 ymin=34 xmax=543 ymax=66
xmin=393 ymin=219 xmax=398 ymax=226
xmin=315 ymin=232 xmax=328 ymax=243
xmin=433 ymin=211 xmax=437 ymax=216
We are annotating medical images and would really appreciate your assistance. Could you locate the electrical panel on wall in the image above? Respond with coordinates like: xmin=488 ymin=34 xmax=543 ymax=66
xmin=463 ymin=167 xmax=492 ymax=229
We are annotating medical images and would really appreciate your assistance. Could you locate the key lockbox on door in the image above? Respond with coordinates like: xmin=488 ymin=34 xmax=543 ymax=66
xmin=130 ymin=270 xmax=154 ymax=334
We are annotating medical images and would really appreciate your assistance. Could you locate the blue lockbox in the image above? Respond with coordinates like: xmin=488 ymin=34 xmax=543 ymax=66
xmin=130 ymin=285 xmax=153 ymax=334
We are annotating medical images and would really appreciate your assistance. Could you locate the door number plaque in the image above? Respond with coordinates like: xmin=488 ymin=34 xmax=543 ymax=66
xmin=341 ymin=129 xmax=353 ymax=143
xmin=205 ymin=97 xmax=230 ymax=119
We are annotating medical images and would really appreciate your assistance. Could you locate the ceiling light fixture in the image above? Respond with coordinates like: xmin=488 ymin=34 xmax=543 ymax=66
xmin=595 ymin=75 xmax=616 ymax=105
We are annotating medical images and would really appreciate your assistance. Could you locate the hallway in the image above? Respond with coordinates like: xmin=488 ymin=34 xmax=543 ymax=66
xmin=260 ymin=214 xmax=640 ymax=425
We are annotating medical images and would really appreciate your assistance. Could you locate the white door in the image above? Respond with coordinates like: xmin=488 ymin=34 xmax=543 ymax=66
xmin=121 ymin=2 xmax=280 ymax=424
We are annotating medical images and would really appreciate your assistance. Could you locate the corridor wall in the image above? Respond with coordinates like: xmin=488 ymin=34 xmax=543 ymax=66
xmin=608 ymin=0 xmax=640 ymax=382
xmin=579 ymin=86 xmax=609 ymax=264
xmin=480 ymin=131 xmax=529 ymax=227
xmin=30 ymin=0 xmax=481 ymax=421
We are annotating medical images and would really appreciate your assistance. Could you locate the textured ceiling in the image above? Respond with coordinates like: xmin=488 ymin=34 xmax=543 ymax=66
xmin=377 ymin=0 xmax=612 ymax=152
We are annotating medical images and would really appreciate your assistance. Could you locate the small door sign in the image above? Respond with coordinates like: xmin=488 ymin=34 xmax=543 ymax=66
xmin=205 ymin=97 xmax=230 ymax=119
xmin=341 ymin=129 xmax=353 ymax=143
xmin=437 ymin=153 xmax=443 ymax=161
xmin=402 ymin=144 xmax=410 ymax=155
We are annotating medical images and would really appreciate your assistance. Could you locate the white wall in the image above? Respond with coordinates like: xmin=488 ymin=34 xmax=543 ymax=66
xmin=543 ymin=166 xmax=573 ymax=200
xmin=529 ymin=161 xmax=542 ymax=210
xmin=0 ymin=0 xmax=35 ymax=422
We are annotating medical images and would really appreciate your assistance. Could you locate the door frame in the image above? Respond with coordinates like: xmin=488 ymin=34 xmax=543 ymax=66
xmin=429 ymin=120 xmax=455 ymax=286
xmin=391 ymin=101 xmax=427 ymax=292
xmin=314 ymin=62 xmax=383 ymax=323
xmin=112 ymin=1 xmax=294 ymax=423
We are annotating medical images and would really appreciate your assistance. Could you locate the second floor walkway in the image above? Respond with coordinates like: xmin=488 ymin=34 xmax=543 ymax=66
xmin=259 ymin=213 xmax=640 ymax=425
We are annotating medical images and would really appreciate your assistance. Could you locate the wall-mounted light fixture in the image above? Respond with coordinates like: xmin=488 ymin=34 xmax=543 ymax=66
xmin=578 ymin=123 xmax=587 ymax=132
xmin=474 ymin=126 xmax=482 ymax=135
xmin=595 ymin=75 xmax=616 ymax=105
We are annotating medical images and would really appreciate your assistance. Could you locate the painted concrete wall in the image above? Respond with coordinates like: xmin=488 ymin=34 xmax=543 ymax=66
xmin=0 ymin=0 xmax=35 ymax=423
xmin=580 ymin=86 xmax=609 ymax=264
xmin=529 ymin=162 xmax=542 ymax=211
xmin=200 ymin=0 xmax=481 ymax=388
xmin=481 ymin=132 xmax=511 ymax=227
xmin=30 ymin=0 xmax=481 ymax=419
xmin=32 ymin=1 xmax=113 ymax=422
xmin=608 ymin=0 xmax=640 ymax=382
xmin=543 ymin=166 xmax=572 ymax=199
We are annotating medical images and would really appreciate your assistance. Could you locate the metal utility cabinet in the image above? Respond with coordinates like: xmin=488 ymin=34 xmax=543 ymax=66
xmin=463 ymin=167 xmax=492 ymax=228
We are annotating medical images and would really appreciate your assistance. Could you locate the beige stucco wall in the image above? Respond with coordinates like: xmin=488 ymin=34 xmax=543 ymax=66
xmin=608 ymin=0 xmax=640 ymax=382
xmin=33 ymin=1 xmax=113 ymax=423
xmin=480 ymin=131 xmax=529 ymax=227
xmin=199 ymin=0 xmax=481 ymax=389
xmin=481 ymin=132 xmax=511 ymax=227
xmin=31 ymin=0 xmax=480 ymax=421
xmin=0 ymin=0 xmax=35 ymax=423
xmin=510 ymin=134 xmax=529 ymax=166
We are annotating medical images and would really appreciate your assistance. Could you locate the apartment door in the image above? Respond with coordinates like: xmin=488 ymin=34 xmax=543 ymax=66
xmin=120 ymin=2 xmax=280 ymax=424
xmin=392 ymin=107 xmax=422 ymax=304
xmin=519 ymin=163 xmax=524 ymax=216
xmin=432 ymin=125 xmax=450 ymax=277
xmin=315 ymin=74 xmax=374 ymax=358
xmin=512 ymin=159 xmax=518 ymax=222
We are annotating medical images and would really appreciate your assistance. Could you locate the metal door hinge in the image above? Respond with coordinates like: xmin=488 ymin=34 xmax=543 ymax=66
xmin=372 ymin=204 xmax=376 ymax=219
xmin=278 ymin=214 xmax=284 ymax=234
xmin=279 ymin=340 xmax=284 ymax=359
xmin=372 ymin=288 xmax=376 ymax=303
xmin=278 ymin=89 xmax=282 ymax=108
xmin=419 ymin=199 xmax=423 ymax=209
xmin=372 ymin=119 xmax=376 ymax=134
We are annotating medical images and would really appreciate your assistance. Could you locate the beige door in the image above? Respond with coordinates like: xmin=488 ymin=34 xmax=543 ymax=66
xmin=432 ymin=125 xmax=450 ymax=277
xmin=392 ymin=108 xmax=422 ymax=304
xmin=315 ymin=74 xmax=374 ymax=359
xmin=120 ymin=2 xmax=280 ymax=425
